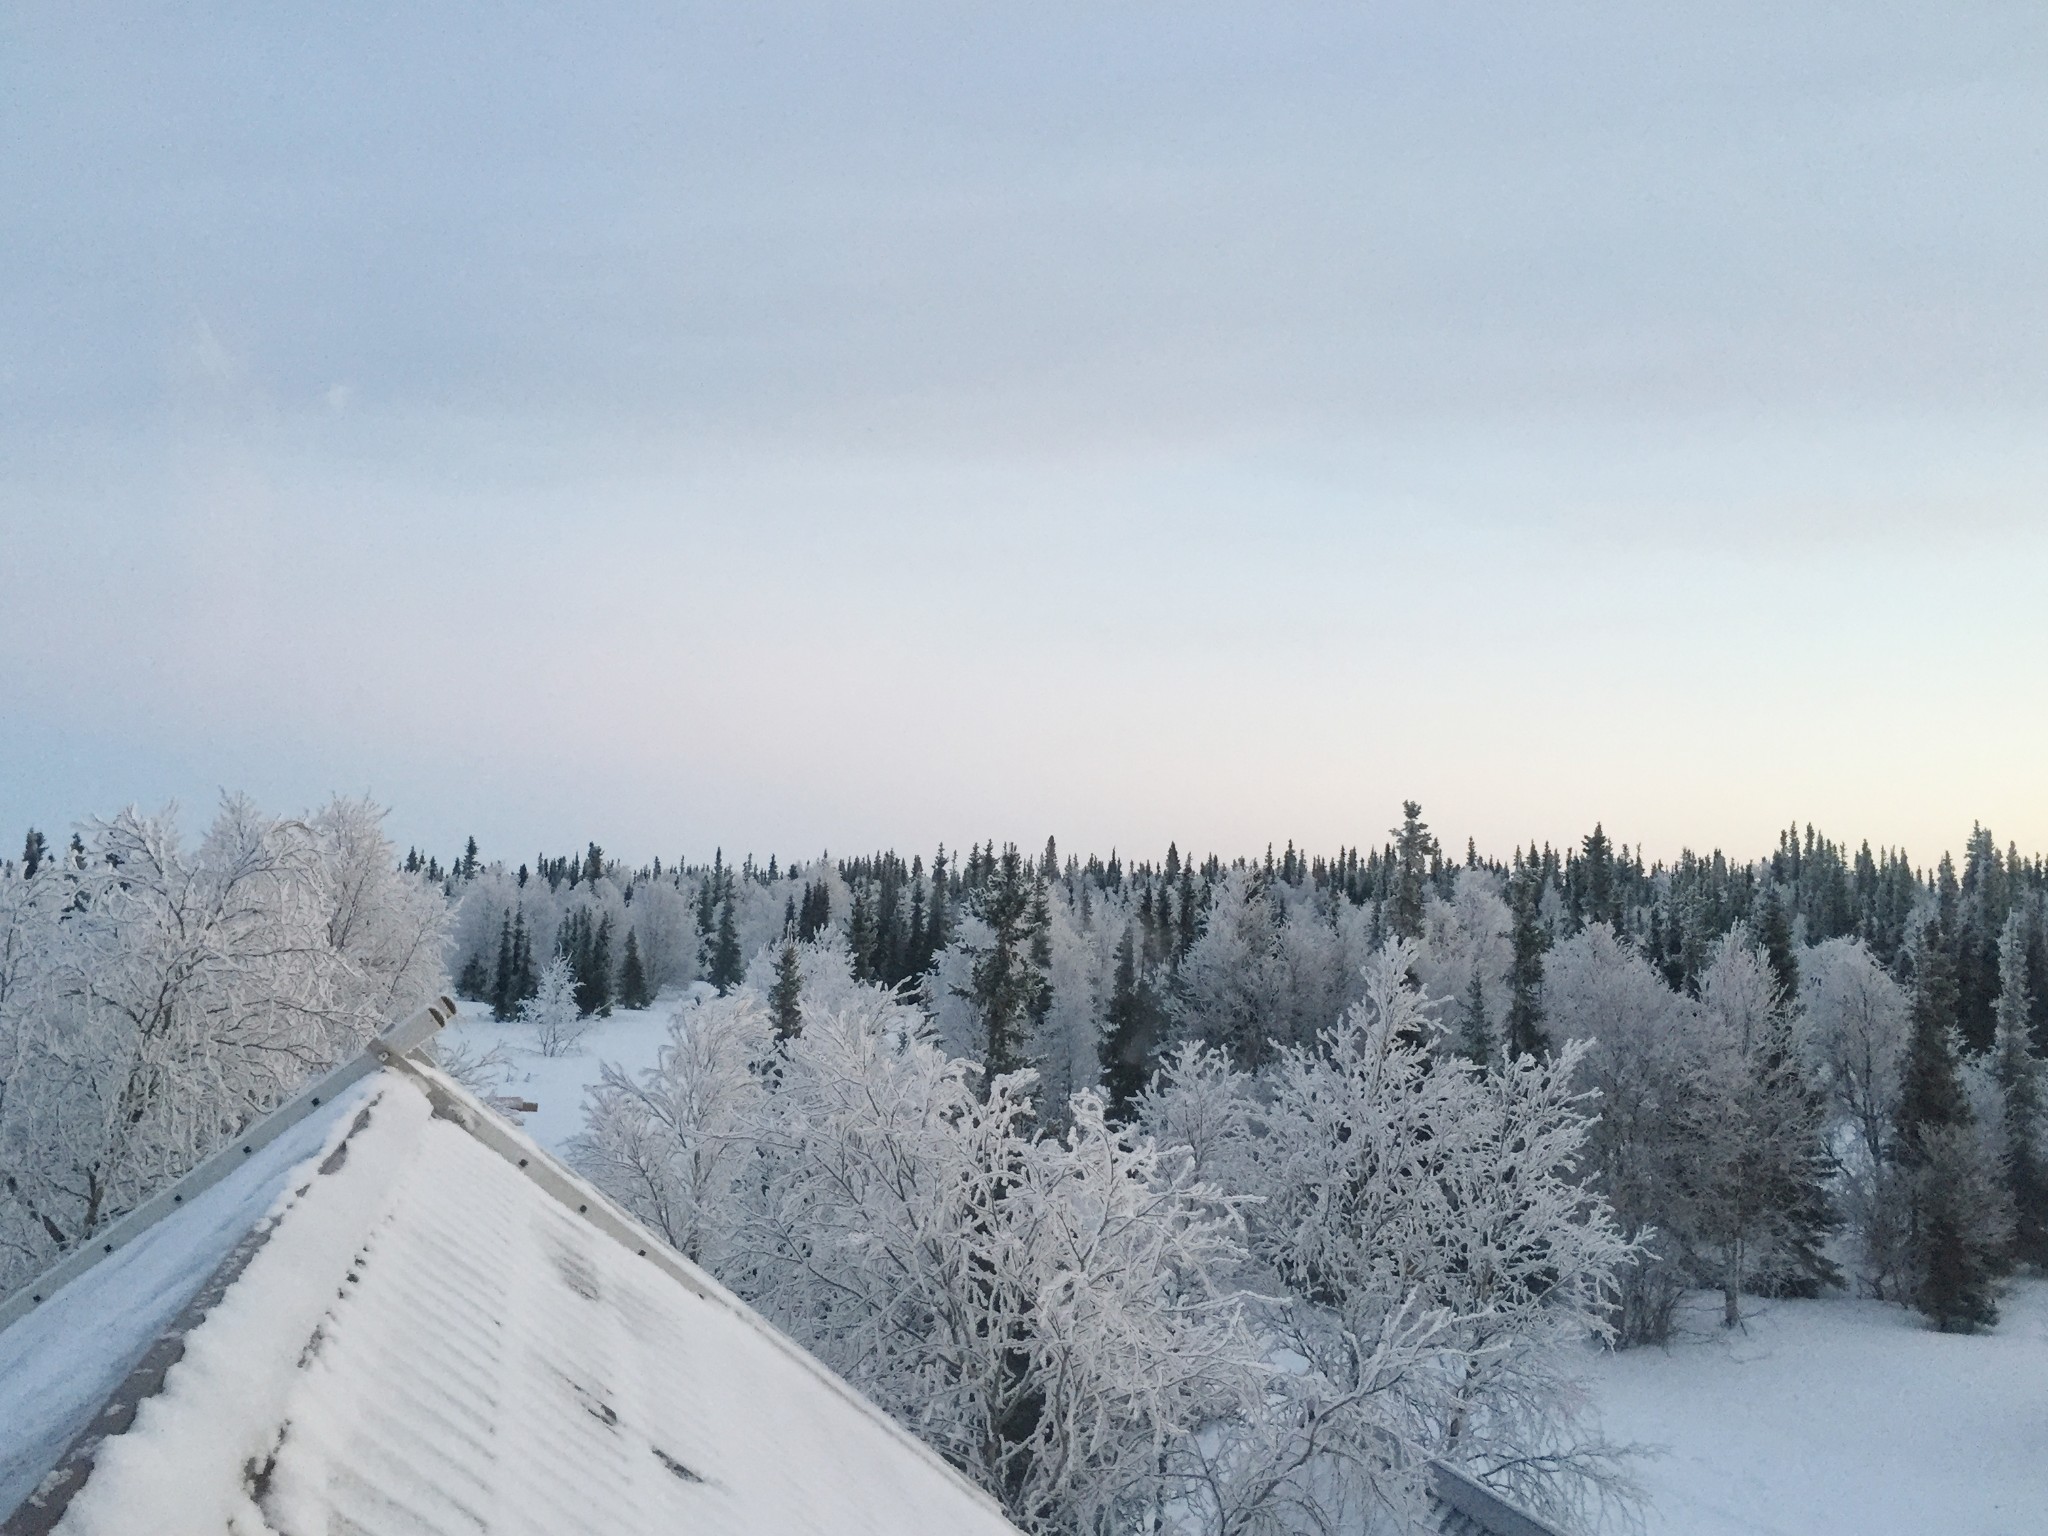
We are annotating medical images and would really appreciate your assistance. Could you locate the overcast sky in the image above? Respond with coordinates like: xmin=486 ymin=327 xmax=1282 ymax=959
xmin=3 ymin=3 xmax=2045 ymax=869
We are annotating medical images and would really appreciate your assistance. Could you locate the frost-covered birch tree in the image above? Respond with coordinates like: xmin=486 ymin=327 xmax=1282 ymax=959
xmin=0 ymin=796 xmax=445 ymax=1290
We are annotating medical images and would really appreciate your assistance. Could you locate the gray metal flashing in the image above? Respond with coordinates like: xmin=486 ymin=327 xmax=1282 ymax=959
xmin=1429 ymin=1461 xmax=1569 ymax=1536
xmin=0 ymin=1099 xmax=387 ymax=1536
xmin=0 ymin=997 xmax=454 ymax=1336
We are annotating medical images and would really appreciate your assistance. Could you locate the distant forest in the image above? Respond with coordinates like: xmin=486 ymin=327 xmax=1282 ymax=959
xmin=419 ymin=812 xmax=2047 ymax=1061
xmin=420 ymin=805 xmax=2048 ymax=1341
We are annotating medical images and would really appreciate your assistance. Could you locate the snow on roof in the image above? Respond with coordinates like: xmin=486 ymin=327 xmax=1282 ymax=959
xmin=0 ymin=1077 xmax=379 ymax=1521
xmin=2 ymin=1061 xmax=1022 ymax=1536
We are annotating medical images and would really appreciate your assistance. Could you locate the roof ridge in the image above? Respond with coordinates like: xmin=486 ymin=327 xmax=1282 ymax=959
xmin=0 ymin=997 xmax=457 ymax=1338
xmin=1 ymin=1096 xmax=392 ymax=1536
xmin=372 ymin=1047 xmax=1020 ymax=1528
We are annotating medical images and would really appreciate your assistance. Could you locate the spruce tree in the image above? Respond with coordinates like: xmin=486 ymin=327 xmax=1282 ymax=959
xmin=1895 ymin=923 xmax=2001 ymax=1328
xmin=711 ymin=887 xmax=743 ymax=994
xmin=695 ymin=853 xmax=721 ymax=968
xmin=1389 ymin=801 xmax=1437 ymax=940
xmin=1578 ymin=823 xmax=1616 ymax=929
xmin=1896 ymin=928 xmax=1971 ymax=1164
xmin=619 ymin=929 xmax=650 ymax=1010
xmin=927 ymin=845 xmax=951 ymax=957
xmin=1957 ymin=825 xmax=2007 ymax=1051
xmin=1756 ymin=885 xmax=1798 ymax=998
xmin=1456 ymin=970 xmax=1492 ymax=1064
xmin=906 ymin=864 xmax=928 ymax=974
xmin=491 ymin=908 xmax=515 ymax=1020
xmin=1100 ymin=926 xmax=1155 ymax=1118
xmin=770 ymin=939 xmax=804 ymax=1042
xmin=513 ymin=910 xmax=537 ymax=1003
xmin=20 ymin=829 xmax=45 ymax=879
xmin=847 ymin=881 xmax=876 ymax=982
xmin=1505 ymin=852 xmax=1548 ymax=1057
xmin=1994 ymin=910 xmax=2048 ymax=1269
xmin=796 ymin=880 xmax=829 ymax=943
xmin=953 ymin=844 xmax=1041 ymax=1088
xmin=590 ymin=913 xmax=615 ymax=1016
xmin=1028 ymin=873 xmax=1055 ymax=1038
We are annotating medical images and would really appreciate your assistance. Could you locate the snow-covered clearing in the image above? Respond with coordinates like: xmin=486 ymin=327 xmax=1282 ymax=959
xmin=442 ymin=994 xmax=686 ymax=1152
xmin=1587 ymin=1282 xmax=2048 ymax=1536
xmin=448 ymin=998 xmax=2048 ymax=1536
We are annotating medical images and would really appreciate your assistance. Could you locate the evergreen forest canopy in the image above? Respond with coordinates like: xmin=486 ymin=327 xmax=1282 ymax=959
xmin=422 ymin=806 xmax=2048 ymax=1333
xmin=414 ymin=811 xmax=2047 ymax=1061
xmin=4 ymin=801 xmax=2046 ymax=1533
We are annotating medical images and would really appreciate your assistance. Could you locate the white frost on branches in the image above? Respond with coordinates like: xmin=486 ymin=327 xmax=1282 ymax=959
xmin=577 ymin=939 xmax=1635 ymax=1533
xmin=519 ymin=958 xmax=592 ymax=1059
xmin=0 ymin=796 xmax=445 ymax=1291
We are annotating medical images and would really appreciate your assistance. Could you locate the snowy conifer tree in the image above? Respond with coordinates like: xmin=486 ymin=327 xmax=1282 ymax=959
xmin=1993 ymin=909 xmax=2048 ymax=1268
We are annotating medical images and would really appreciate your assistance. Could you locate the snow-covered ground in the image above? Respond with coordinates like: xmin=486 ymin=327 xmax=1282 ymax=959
xmin=440 ymin=994 xmax=689 ymax=1152
xmin=448 ymin=999 xmax=2048 ymax=1536
xmin=1586 ymin=1282 xmax=2048 ymax=1536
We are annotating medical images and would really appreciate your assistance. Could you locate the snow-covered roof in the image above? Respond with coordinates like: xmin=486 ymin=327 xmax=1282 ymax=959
xmin=0 ymin=1047 xmax=1021 ymax=1536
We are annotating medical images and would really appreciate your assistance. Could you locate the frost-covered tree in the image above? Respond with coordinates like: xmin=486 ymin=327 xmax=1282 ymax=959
xmin=1798 ymin=937 xmax=1912 ymax=1292
xmin=581 ymin=986 xmax=1262 ymax=1534
xmin=1242 ymin=941 xmax=1635 ymax=1522
xmin=1173 ymin=867 xmax=1284 ymax=1069
xmin=751 ymin=1017 xmax=1258 ymax=1534
xmin=0 ymin=796 xmax=444 ymax=1290
xmin=1174 ymin=869 xmax=1369 ymax=1071
xmin=571 ymin=990 xmax=770 ymax=1263
xmin=1548 ymin=923 xmax=1694 ymax=1344
xmin=519 ymin=958 xmax=590 ymax=1058
xmin=1679 ymin=928 xmax=1837 ymax=1325
xmin=1026 ymin=875 xmax=1113 ymax=1122
xmin=1135 ymin=1043 xmax=1256 ymax=1191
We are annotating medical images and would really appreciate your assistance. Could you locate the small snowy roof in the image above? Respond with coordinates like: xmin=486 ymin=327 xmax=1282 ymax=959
xmin=0 ymin=1058 xmax=1021 ymax=1536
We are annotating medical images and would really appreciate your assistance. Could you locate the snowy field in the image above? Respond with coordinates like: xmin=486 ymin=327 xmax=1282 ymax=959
xmin=450 ymin=999 xmax=2048 ymax=1536
xmin=441 ymin=994 xmax=685 ymax=1151
xmin=1586 ymin=1281 xmax=2048 ymax=1536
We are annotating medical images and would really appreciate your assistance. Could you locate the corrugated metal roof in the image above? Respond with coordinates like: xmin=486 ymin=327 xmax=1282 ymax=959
xmin=0 ymin=1080 xmax=378 ymax=1521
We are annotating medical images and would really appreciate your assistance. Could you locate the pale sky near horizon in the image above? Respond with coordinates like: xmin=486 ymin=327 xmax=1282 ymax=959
xmin=3 ymin=3 xmax=2045 ymax=871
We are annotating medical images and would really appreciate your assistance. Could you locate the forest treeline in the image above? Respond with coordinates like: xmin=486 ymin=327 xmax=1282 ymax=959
xmin=423 ymin=814 xmax=2044 ymax=1054
xmin=422 ymin=806 xmax=2048 ymax=1340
